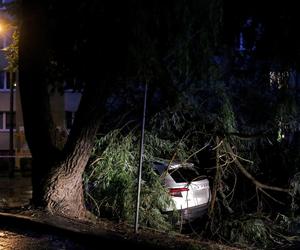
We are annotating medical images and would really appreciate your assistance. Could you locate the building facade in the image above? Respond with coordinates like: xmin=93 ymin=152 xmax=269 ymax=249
xmin=0 ymin=0 xmax=81 ymax=169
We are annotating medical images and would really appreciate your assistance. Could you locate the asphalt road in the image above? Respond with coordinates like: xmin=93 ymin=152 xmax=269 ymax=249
xmin=0 ymin=224 xmax=99 ymax=250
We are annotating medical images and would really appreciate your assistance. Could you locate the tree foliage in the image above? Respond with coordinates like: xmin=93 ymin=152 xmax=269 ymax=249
xmin=16 ymin=0 xmax=300 ymax=247
xmin=84 ymin=129 xmax=179 ymax=230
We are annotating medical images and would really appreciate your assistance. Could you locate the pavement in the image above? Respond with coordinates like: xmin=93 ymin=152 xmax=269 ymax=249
xmin=0 ymin=173 xmax=32 ymax=209
xmin=0 ymin=171 xmax=240 ymax=250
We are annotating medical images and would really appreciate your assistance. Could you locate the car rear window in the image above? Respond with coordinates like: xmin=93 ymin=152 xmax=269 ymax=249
xmin=168 ymin=167 xmax=200 ymax=183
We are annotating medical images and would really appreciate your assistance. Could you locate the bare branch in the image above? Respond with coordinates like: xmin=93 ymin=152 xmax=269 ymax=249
xmin=226 ymin=129 xmax=272 ymax=139
xmin=259 ymin=188 xmax=286 ymax=205
xmin=224 ymin=142 xmax=290 ymax=193
xmin=229 ymin=150 xmax=254 ymax=164
xmin=185 ymin=138 xmax=212 ymax=162
xmin=211 ymin=138 xmax=223 ymax=150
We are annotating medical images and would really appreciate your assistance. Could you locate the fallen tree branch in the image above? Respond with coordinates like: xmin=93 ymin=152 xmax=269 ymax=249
xmin=209 ymin=137 xmax=222 ymax=216
xmin=211 ymin=138 xmax=223 ymax=150
xmin=185 ymin=138 xmax=213 ymax=162
xmin=225 ymin=129 xmax=272 ymax=139
xmin=229 ymin=150 xmax=254 ymax=164
xmin=259 ymin=188 xmax=285 ymax=205
xmin=225 ymin=142 xmax=290 ymax=193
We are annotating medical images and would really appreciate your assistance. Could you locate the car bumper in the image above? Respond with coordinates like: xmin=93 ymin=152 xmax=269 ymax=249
xmin=165 ymin=203 xmax=209 ymax=224
xmin=179 ymin=203 xmax=209 ymax=222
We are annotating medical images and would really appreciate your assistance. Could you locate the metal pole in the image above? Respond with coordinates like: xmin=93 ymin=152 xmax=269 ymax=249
xmin=9 ymin=70 xmax=14 ymax=178
xmin=134 ymin=83 xmax=148 ymax=233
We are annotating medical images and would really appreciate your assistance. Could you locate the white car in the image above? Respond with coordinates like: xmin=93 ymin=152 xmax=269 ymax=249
xmin=153 ymin=160 xmax=210 ymax=223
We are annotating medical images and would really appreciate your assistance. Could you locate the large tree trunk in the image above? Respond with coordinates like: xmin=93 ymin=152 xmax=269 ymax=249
xmin=39 ymin=140 xmax=94 ymax=219
xmin=34 ymin=84 xmax=105 ymax=219
xmin=19 ymin=0 xmax=108 ymax=219
xmin=40 ymin=157 xmax=88 ymax=218
xmin=26 ymin=89 xmax=102 ymax=219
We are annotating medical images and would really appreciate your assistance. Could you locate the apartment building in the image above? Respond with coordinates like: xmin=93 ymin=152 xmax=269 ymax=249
xmin=0 ymin=0 xmax=81 ymax=169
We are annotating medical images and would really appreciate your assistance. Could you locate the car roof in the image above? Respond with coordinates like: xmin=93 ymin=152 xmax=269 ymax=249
xmin=153 ymin=160 xmax=194 ymax=170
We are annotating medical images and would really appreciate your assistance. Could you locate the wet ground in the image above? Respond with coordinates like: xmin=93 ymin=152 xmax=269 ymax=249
xmin=0 ymin=225 xmax=98 ymax=250
xmin=0 ymin=172 xmax=32 ymax=208
xmin=0 ymin=172 xmax=100 ymax=249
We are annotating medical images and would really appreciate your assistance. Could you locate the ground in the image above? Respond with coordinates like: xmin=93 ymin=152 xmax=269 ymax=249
xmin=0 ymin=206 xmax=243 ymax=250
xmin=0 ymin=173 xmax=243 ymax=249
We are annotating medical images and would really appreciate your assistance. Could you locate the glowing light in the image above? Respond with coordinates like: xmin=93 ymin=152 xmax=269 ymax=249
xmin=0 ymin=22 xmax=8 ymax=34
xmin=0 ymin=21 xmax=10 ymax=34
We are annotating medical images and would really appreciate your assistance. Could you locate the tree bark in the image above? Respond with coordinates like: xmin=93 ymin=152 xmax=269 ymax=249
xmin=19 ymin=0 xmax=59 ymax=207
xmin=41 ymin=146 xmax=92 ymax=219
xmin=19 ymin=0 xmax=108 ymax=219
xmin=40 ymin=82 xmax=106 ymax=218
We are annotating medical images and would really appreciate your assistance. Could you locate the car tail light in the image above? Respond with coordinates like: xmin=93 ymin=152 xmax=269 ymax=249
xmin=169 ymin=187 xmax=189 ymax=197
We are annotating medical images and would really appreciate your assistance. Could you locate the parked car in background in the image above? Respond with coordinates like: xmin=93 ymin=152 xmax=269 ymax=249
xmin=153 ymin=160 xmax=211 ymax=224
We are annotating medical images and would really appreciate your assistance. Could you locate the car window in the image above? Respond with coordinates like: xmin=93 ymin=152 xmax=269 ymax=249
xmin=168 ymin=167 xmax=200 ymax=183
xmin=153 ymin=162 xmax=168 ymax=175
